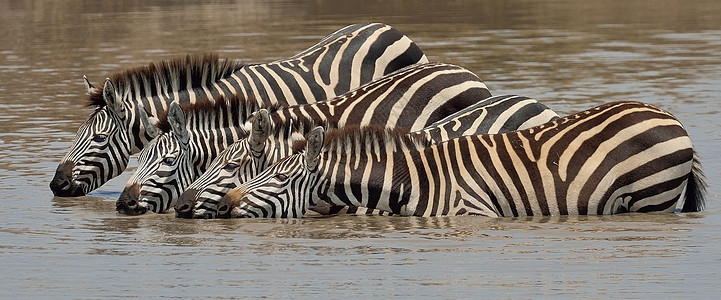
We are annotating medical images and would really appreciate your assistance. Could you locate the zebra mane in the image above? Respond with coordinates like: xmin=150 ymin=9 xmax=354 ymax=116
xmin=292 ymin=125 xmax=432 ymax=155
xmin=155 ymin=94 xmax=280 ymax=133
xmin=85 ymin=53 xmax=247 ymax=107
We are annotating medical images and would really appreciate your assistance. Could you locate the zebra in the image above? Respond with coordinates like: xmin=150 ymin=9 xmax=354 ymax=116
xmin=118 ymin=62 xmax=494 ymax=215
xmin=185 ymin=94 xmax=559 ymax=219
xmin=223 ymin=101 xmax=706 ymax=218
xmin=49 ymin=23 xmax=428 ymax=197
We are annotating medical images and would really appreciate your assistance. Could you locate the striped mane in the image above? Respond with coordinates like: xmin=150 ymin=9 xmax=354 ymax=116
xmin=293 ymin=125 xmax=432 ymax=155
xmin=85 ymin=53 xmax=247 ymax=107
xmin=155 ymin=94 xmax=282 ymax=133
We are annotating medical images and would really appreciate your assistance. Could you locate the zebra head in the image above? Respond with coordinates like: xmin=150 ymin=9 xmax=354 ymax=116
xmin=50 ymin=78 xmax=156 ymax=197
xmin=186 ymin=111 xmax=314 ymax=219
xmin=117 ymin=102 xmax=191 ymax=215
xmin=178 ymin=109 xmax=274 ymax=218
xmin=174 ymin=141 xmax=248 ymax=219
xmin=222 ymin=126 xmax=327 ymax=218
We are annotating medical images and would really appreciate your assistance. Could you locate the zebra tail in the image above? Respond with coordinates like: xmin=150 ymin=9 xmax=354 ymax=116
xmin=681 ymin=151 xmax=707 ymax=212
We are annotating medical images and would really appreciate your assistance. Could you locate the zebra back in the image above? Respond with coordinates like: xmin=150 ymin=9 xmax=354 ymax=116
xmin=417 ymin=94 xmax=559 ymax=143
xmin=226 ymin=101 xmax=705 ymax=218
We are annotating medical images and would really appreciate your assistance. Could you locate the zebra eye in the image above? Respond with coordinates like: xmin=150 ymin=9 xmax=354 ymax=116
xmin=161 ymin=157 xmax=176 ymax=165
xmin=273 ymin=173 xmax=288 ymax=182
xmin=223 ymin=162 xmax=239 ymax=171
xmin=93 ymin=134 xmax=107 ymax=143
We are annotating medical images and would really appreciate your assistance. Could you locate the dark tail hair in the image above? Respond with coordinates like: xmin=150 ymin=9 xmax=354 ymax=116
xmin=681 ymin=152 xmax=707 ymax=212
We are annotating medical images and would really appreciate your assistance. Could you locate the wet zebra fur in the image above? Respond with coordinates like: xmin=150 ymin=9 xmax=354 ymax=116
xmin=50 ymin=23 xmax=427 ymax=197
xmin=119 ymin=62 xmax=493 ymax=215
xmin=185 ymin=94 xmax=559 ymax=219
xmin=224 ymin=101 xmax=706 ymax=218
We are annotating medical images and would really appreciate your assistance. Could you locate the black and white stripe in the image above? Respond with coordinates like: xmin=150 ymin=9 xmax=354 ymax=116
xmin=50 ymin=23 xmax=428 ymax=197
xmin=117 ymin=97 xmax=253 ymax=215
xmin=186 ymin=94 xmax=559 ymax=218
xmin=122 ymin=62 xmax=493 ymax=215
xmin=226 ymin=101 xmax=706 ymax=218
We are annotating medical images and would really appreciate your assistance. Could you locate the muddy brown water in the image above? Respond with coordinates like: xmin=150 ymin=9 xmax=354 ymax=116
xmin=1 ymin=1 xmax=720 ymax=297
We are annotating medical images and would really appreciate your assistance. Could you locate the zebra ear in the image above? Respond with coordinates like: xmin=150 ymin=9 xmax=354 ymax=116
xmin=103 ymin=78 xmax=125 ymax=119
xmin=83 ymin=75 xmax=98 ymax=95
xmin=249 ymin=109 xmax=271 ymax=154
xmin=138 ymin=106 xmax=160 ymax=138
xmin=305 ymin=126 xmax=325 ymax=171
xmin=167 ymin=102 xmax=189 ymax=144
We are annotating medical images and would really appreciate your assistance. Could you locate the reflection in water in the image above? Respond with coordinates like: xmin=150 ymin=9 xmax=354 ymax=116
xmin=2 ymin=0 xmax=721 ymax=298
xmin=52 ymin=195 xmax=115 ymax=213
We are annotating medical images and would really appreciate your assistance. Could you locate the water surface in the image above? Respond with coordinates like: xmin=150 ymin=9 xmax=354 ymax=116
xmin=1 ymin=0 xmax=720 ymax=298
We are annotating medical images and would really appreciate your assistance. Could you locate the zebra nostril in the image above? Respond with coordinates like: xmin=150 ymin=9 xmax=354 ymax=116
xmin=174 ymin=197 xmax=195 ymax=219
xmin=117 ymin=183 xmax=142 ymax=214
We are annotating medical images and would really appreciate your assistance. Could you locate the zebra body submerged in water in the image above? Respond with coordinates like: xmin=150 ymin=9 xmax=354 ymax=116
xmin=225 ymin=101 xmax=706 ymax=218
xmin=117 ymin=62 xmax=495 ymax=215
xmin=49 ymin=23 xmax=427 ymax=197
xmin=185 ymin=94 xmax=559 ymax=219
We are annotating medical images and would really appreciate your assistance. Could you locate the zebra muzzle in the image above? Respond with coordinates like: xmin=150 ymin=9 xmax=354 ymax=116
xmin=116 ymin=184 xmax=148 ymax=215
xmin=50 ymin=161 xmax=86 ymax=197
xmin=216 ymin=189 xmax=245 ymax=218
xmin=174 ymin=188 xmax=199 ymax=219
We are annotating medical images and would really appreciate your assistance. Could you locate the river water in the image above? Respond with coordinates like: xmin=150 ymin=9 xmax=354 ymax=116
xmin=1 ymin=0 xmax=720 ymax=298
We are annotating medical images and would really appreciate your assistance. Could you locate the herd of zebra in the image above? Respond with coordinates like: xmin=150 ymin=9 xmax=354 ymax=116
xmin=49 ymin=23 xmax=706 ymax=219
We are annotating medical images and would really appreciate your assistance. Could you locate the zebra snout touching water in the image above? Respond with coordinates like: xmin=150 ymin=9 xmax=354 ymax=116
xmin=116 ymin=183 xmax=146 ymax=215
xmin=174 ymin=188 xmax=199 ymax=218
xmin=49 ymin=161 xmax=84 ymax=197
xmin=224 ymin=101 xmax=706 ymax=218
xmin=51 ymin=22 xmax=428 ymax=197
xmin=186 ymin=94 xmax=559 ymax=219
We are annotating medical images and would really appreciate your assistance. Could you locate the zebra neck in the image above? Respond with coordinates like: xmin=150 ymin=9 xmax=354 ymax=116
xmin=190 ymin=126 xmax=247 ymax=173
xmin=119 ymin=79 xmax=244 ymax=154
xmin=128 ymin=104 xmax=154 ymax=154
xmin=257 ymin=139 xmax=295 ymax=177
